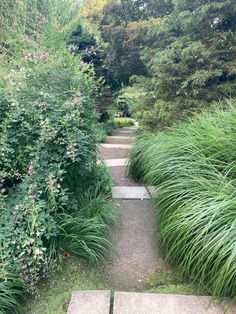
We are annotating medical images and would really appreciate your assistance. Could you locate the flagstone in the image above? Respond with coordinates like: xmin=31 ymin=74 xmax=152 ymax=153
xmin=113 ymin=292 xmax=236 ymax=314
xmin=67 ymin=291 xmax=111 ymax=314
xmin=112 ymin=186 xmax=150 ymax=199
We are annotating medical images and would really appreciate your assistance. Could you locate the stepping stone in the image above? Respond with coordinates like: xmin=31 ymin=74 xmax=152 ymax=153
xmin=99 ymin=147 xmax=130 ymax=159
xmin=105 ymin=159 xmax=128 ymax=167
xmin=67 ymin=290 xmax=111 ymax=314
xmin=113 ymin=292 xmax=236 ymax=314
xmin=107 ymin=136 xmax=133 ymax=140
xmin=106 ymin=137 xmax=133 ymax=145
xmin=120 ymin=126 xmax=138 ymax=131
xmin=117 ymin=130 xmax=134 ymax=134
xmin=101 ymin=144 xmax=132 ymax=149
xmin=112 ymin=186 xmax=150 ymax=199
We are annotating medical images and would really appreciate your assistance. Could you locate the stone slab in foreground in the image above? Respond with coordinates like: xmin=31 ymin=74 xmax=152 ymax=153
xmin=113 ymin=292 xmax=236 ymax=314
xmin=67 ymin=290 xmax=111 ymax=314
xmin=112 ymin=186 xmax=150 ymax=199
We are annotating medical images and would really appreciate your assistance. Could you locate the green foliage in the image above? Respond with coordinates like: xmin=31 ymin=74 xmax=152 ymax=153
xmin=58 ymin=188 xmax=116 ymax=264
xmin=96 ymin=0 xmax=236 ymax=129
xmin=0 ymin=1 xmax=116 ymax=312
xmin=135 ymin=0 xmax=236 ymax=129
xmin=100 ymin=20 xmax=156 ymax=87
xmin=0 ymin=273 xmax=26 ymax=314
xmin=114 ymin=117 xmax=135 ymax=128
xmin=96 ymin=119 xmax=118 ymax=143
xmin=129 ymin=101 xmax=236 ymax=298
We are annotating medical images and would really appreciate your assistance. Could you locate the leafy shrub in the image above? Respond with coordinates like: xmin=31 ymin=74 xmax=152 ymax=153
xmin=129 ymin=101 xmax=236 ymax=298
xmin=114 ymin=117 xmax=135 ymax=128
xmin=0 ymin=1 xmax=115 ymax=312
xmin=95 ymin=126 xmax=108 ymax=143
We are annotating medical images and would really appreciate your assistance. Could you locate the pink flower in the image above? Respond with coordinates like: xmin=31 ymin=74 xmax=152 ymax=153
xmin=28 ymin=164 xmax=33 ymax=176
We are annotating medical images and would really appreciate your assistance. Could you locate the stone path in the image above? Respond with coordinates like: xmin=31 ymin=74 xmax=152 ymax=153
xmin=67 ymin=126 xmax=236 ymax=313
xmin=103 ymin=127 xmax=160 ymax=289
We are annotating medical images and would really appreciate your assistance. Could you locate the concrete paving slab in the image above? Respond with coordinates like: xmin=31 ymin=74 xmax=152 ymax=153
xmin=107 ymin=136 xmax=133 ymax=140
xmin=112 ymin=186 xmax=150 ymax=199
xmin=106 ymin=200 xmax=160 ymax=289
xmin=116 ymin=130 xmax=134 ymax=135
xmin=101 ymin=143 xmax=132 ymax=149
xmin=110 ymin=166 xmax=141 ymax=186
xmin=67 ymin=290 xmax=111 ymax=314
xmin=113 ymin=292 xmax=236 ymax=314
xmin=105 ymin=137 xmax=133 ymax=145
xmin=105 ymin=159 xmax=128 ymax=167
xmin=119 ymin=126 xmax=138 ymax=131
xmin=99 ymin=147 xmax=130 ymax=159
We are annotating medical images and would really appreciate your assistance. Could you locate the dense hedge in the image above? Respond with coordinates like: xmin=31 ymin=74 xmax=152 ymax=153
xmin=129 ymin=101 xmax=236 ymax=298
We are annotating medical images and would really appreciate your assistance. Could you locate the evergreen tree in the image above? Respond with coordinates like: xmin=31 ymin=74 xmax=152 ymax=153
xmin=137 ymin=0 xmax=236 ymax=128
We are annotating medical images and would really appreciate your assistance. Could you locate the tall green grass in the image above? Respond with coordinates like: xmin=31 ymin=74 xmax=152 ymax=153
xmin=58 ymin=188 xmax=116 ymax=264
xmin=0 ymin=274 xmax=26 ymax=314
xmin=129 ymin=101 xmax=236 ymax=298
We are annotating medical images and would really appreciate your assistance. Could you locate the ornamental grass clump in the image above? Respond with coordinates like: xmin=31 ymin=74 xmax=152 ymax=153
xmin=129 ymin=101 xmax=236 ymax=298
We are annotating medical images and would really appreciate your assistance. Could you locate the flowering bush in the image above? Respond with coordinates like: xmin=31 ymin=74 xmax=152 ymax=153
xmin=0 ymin=5 xmax=114 ymax=311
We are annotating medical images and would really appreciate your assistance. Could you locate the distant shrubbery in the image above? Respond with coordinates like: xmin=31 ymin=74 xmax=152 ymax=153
xmin=114 ymin=118 xmax=135 ymax=128
xmin=129 ymin=100 xmax=236 ymax=298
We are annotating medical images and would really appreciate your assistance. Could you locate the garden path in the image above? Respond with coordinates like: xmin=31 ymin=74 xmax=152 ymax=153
xmin=67 ymin=126 xmax=236 ymax=313
xmin=100 ymin=126 xmax=161 ymax=289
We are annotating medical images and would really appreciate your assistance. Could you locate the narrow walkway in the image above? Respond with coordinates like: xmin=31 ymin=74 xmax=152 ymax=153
xmin=67 ymin=126 xmax=236 ymax=313
xmin=100 ymin=126 xmax=161 ymax=289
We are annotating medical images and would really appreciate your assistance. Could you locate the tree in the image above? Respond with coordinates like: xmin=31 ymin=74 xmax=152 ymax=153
xmin=136 ymin=0 xmax=236 ymax=129
xmin=99 ymin=1 xmax=164 ymax=87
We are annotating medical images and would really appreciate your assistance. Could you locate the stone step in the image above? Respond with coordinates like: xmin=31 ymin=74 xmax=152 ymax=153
xmin=99 ymin=146 xmax=130 ymax=159
xmin=67 ymin=290 xmax=111 ymax=314
xmin=100 ymin=143 xmax=132 ymax=149
xmin=116 ymin=130 xmax=134 ymax=135
xmin=104 ymin=158 xmax=128 ymax=167
xmin=112 ymin=186 xmax=150 ymax=199
xmin=113 ymin=292 xmax=236 ymax=314
xmin=107 ymin=136 xmax=133 ymax=140
xmin=106 ymin=136 xmax=133 ymax=145
xmin=119 ymin=126 xmax=138 ymax=131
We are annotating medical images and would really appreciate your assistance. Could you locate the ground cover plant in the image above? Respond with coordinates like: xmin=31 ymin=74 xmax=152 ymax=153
xmin=129 ymin=101 xmax=236 ymax=299
xmin=0 ymin=1 xmax=115 ymax=312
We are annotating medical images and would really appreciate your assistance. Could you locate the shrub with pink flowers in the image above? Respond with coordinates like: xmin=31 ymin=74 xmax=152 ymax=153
xmin=0 ymin=2 xmax=115 ymax=312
